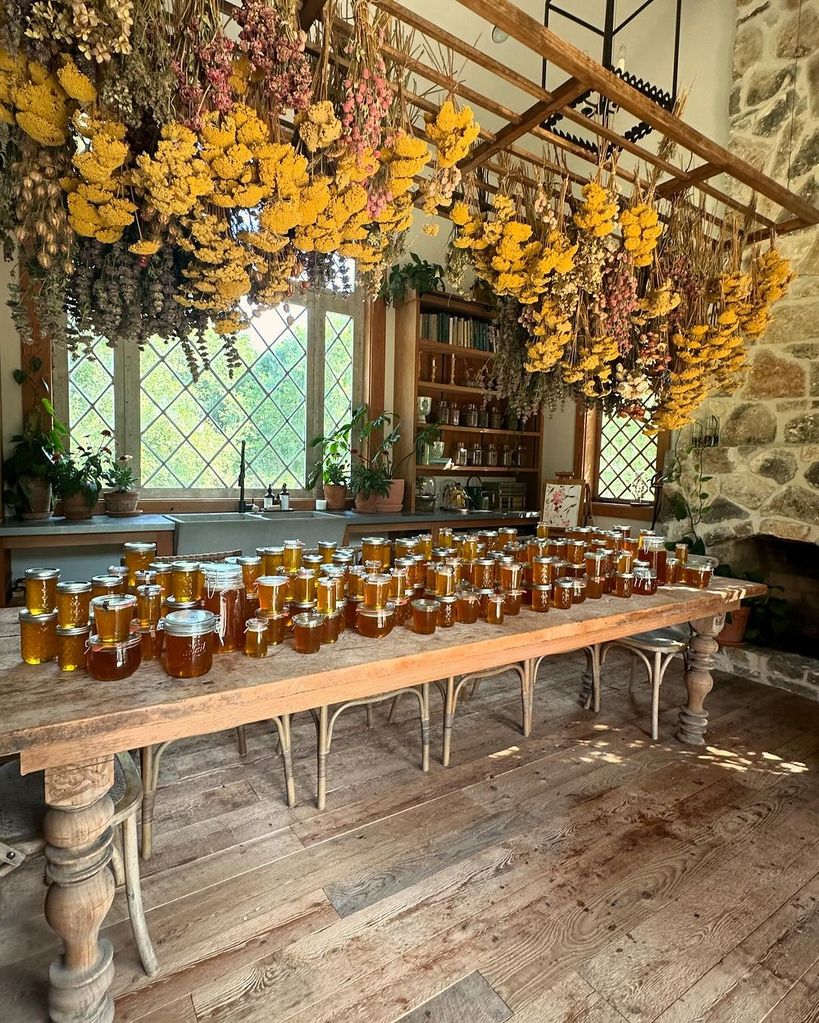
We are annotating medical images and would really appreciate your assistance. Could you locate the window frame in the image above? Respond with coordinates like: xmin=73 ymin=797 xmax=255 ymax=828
xmin=574 ymin=404 xmax=669 ymax=523
xmin=53 ymin=288 xmax=364 ymax=504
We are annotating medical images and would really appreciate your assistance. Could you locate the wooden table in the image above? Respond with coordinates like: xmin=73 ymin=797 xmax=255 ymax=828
xmin=0 ymin=578 xmax=763 ymax=1023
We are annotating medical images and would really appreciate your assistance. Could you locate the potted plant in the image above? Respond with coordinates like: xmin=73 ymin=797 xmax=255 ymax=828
xmin=713 ymin=564 xmax=786 ymax=648
xmin=2 ymin=362 xmax=66 ymax=521
xmin=372 ymin=421 xmax=440 ymax=513
xmin=350 ymin=460 xmax=391 ymax=513
xmin=306 ymin=421 xmax=356 ymax=511
xmin=103 ymin=454 xmax=140 ymax=515
xmin=378 ymin=254 xmax=446 ymax=306
xmin=50 ymin=432 xmax=112 ymax=520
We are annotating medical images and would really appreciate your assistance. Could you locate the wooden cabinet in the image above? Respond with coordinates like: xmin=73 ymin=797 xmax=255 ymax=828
xmin=393 ymin=291 xmax=543 ymax=512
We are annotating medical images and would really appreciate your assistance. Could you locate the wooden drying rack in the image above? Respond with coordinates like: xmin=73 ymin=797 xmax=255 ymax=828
xmin=290 ymin=0 xmax=818 ymax=237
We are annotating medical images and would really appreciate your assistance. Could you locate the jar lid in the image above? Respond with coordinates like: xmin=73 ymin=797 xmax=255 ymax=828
xmin=357 ymin=605 xmax=396 ymax=623
xmin=88 ymin=632 xmax=142 ymax=651
xmin=284 ymin=539 xmax=305 ymax=548
xmin=530 ymin=583 xmax=551 ymax=592
xmin=171 ymin=561 xmax=199 ymax=572
xmin=91 ymin=594 xmax=136 ymax=610
xmin=292 ymin=612 xmax=325 ymax=628
xmin=123 ymin=541 xmax=156 ymax=552
xmin=457 ymin=590 xmax=480 ymax=601
xmin=258 ymin=574 xmax=290 ymax=586
xmin=19 ymin=608 xmax=57 ymax=622
xmin=411 ymin=598 xmax=440 ymax=612
xmin=488 ymin=593 xmax=505 ymax=603
xmin=438 ymin=595 xmax=458 ymax=605
xmin=246 ymin=618 xmax=268 ymax=633
xmin=202 ymin=563 xmax=243 ymax=584
xmin=57 ymin=580 xmax=92 ymax=593
xmin=149 ymin=561 xmax=171 ymax=572
xmin=164 ymin=609 xmax=217 ymax=636
xmin=25 ymin=567 xmax=60 ymax=580
xmin=505 ymin=588 xmax=526 ymax=597
xmin=555 ymin=578 xmax=574 ymax=588
xmin=107 ymin=565 xmax=129 ymax=578
xmin=258 ymin=608 xmax=290 ymax=621
xmin=572 ymin=577 xmax=588 ymax=588
xmin=164 ymin=597 xmax=201 ymax=610
xmin=57 ymin=624 xmax=91 ymax=636
xmin=259 ymin=545 xmax=285 ymax=555
xmin=290 ymin=600 xmax=317 ymax=613
xmin=361 ymin=535 xmax=389 ymax=544
xmin=237 ymin=556 xmax=262 ymax=566
xmin=616 ymin=572 xmax=634 ymax=580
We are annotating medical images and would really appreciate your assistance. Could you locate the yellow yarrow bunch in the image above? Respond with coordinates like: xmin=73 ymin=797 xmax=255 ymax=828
xmin=176 ymin=213 xmax=252 ymax=329
xmin=198 ymin=104 xmax=276 ymax=209
xmin=64 ymin=115 xmax=134 ymax=242
xmin=56 ymin=56 xmax=97 ymax=104
xmin=425 ymin=99 xmax=480 ymax=168
xmin=634 ymin=280 xmax=681 ymax=322
xmin=0 ymin=49 xmax=26 ymax=125
xmin=525 ymin=298 xmax=575 ymax=373
xmin=382 ymin=130 xmax=430 ymax=197
xmin=132 ymin=123 xmax=213 ymax=219
xmin=13 ymin=60 xmax=70 ymax=146
xmin=573 ymin=181 xmax=617 ymax=237
xmin=295 ymin=100 xmax=342 ymax=153
xmin=740 ymin=247 xmax=794 ymax=336
xmin=620 ymin=201 xmax=662 ymax=267
xmin=562 ymin=334 xmax=619 ymax=396
xmin=292 ymin=181 xmax=369 ymax=254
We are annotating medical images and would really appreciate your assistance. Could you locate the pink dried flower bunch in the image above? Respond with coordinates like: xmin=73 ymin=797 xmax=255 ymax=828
xmin=236 ymin=0 xmax=312 ymax=112
xmin=197 ymin=32 xmax=236 ymax=114
xmin=600 ymin=250 xmax=638 ymax=356
xmin=341 ymin=53 xmax=391 ymax=158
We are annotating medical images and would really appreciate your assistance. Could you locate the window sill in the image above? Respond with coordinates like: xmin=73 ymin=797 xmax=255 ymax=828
xmin=590 ymin=500 xmax=654 ymax=523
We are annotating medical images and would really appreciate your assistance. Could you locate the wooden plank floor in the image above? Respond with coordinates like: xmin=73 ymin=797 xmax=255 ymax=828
xmin=1 ymin=650 xmax=818 ymax=1023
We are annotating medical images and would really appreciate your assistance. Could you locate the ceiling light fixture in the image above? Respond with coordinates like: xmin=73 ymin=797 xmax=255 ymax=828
xmin=491 ymin=26 xmax=508 ymax=43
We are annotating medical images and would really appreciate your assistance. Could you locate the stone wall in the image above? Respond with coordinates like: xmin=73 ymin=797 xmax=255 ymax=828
xmin=661 ymin=0 xmax=819 ymax=548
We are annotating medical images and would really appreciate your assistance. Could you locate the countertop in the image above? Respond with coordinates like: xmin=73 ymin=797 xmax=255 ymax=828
xmin=327 ymin=509 xmax=540 ymax=526
xmin=0 ymin=514 xmax=175 ymax=537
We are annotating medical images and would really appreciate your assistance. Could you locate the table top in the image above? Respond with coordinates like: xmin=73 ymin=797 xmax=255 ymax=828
xmin=0 ymin=579 xmax=763 ymax=773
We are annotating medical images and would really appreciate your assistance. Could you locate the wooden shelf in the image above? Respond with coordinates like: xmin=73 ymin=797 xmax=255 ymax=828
xmin=418 ymin=292 xmax=494 ymax=319
xmin=418 ymin=340 xmax=495 ymax=361
xmin=417 ymin=464 xmax=539 ymax=474
xmin=417 ymin=380 xmax=499 ymax=397
xmin=434 ymin=425 xmax=540 ymax=438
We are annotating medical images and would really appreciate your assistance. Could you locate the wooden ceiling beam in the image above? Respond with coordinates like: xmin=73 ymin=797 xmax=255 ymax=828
xmin=656 ymin=162 xmax=721 ymax=198
xmin=298 ymin=0 xmax=327 ymax=31
xmin=450 ymin=0 xmax=819 ymax=225
xmin=459 ymin=77 xmax=587 ymax=174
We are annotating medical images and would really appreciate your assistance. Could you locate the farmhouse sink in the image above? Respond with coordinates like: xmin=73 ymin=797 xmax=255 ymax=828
xmin=166 ymin=511 xmax=346 ymax=556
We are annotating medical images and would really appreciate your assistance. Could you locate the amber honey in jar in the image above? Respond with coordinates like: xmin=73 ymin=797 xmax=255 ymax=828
xmin=387 ymin=568 xmax=408 ymax=602
xmin=363 ymin=574 xmax=391 ymax=610
xmin=316 ymin=577 xmax=337 ymax=615
xmin=24 ymin=568 xmax=60 ymax=615
xmin=148 ymin=562 xmax=172 ymax=598
xmin=56 ymin=580 xmax=91 ymax=627
xmin=485 ymin=593 xmax=505 ymax=625
xmin=106 ymin=566 xmax=130 ymax=592
xmin=435 ymin=565 xmax=457 ymax=598
xmin=260 ymin=611 xmax=289 ymax=646
xmin=282 ymin=540 xmax=305 ymax=573
xmin=163 ymin=596 xmax=201 ymax=618
xmin=257 ymin=575 xmax=289 ymax=613
xmin=291 ymin=569 xmax=317 ymax=605
xmin=202 ymin=563 xmax=245 ymax=653
xmin=460 ymin=536 xmax=479 ymax=561
xmin=665 ymin=556 xmax=681 ymax=585
xmin=640 ymin=536 xmax=668 ymax=585
xmin=553 ymin=579 xmax=573 ymax=610
xmin=674 ymin=543 xmax=689 ymax=566
xmin=503 ymin=589 xmax=524 ymax=616
xmin=360 ymin=536 xmax=391 ymax=569
xmin=472 ymin=558 xmax=496 ymax=590
xmin=346 ymin=567 xmax=367 ymax=599
xmin=91 ymin=594 xmax=136 ymax=644
xmin=614 ymin=572 xmax=633 ymax=598
xmin=321 ymin=609 xmax=343 ymax=644
xmin=437 ymin=526 xmax=455 ymax=549
xmin=586 ymin=576 xmax=605 ymax=599
xmin=436 ymin=595 xmax=457 ymax=629
xmin=293 ymin=611 xmax=324 ymax=653
xmin=138 ymin=624 xmax=164 ymax=661
xmin=530 ymin=584 xmax=551 ymax=613
xmin=236 ymin=556 xmax=263 ymax=597
xmin=454 ymin=590 xmax=478 ymax=624
xmin=244 ymin=618 xmax=269 ymax=658
xmin=87 ymin=632 xmax=142 ymax=681
xmin=571 ymin=577 xmax=588 ymax=604
xmin=163 ymin=609 xmax=216 ymax=678
xmin=633 ymin=566 xmax=658 ymax=596
xmin=566 ymin=540 xmax=586 ymax=566
xmin=57 ymin=624 xmax=90 ymax=671
xmin=499 ymin=562 xmax=522 ymax=591
xmin=684 ymin=562 xmax=713 ymax=588
xmin=170 ymin=562 xmax=201 ymax=603
xmin=412 ymin=598 xmax=439 ymax=635
xmin=123 ymin=542 xmax=156 ymax=586
xmin=344 ymin=597 xmax=362 ymax=630
xmin=415 ymin=534 xmax=433 ymax=560
xmin=316 ymin=540 xmax=337 ymax=564
xmin=258 ymin=545 xmax=284 ymax=575
xmin=584 ymin=552 xmax=607 ymax=581
xmin=356 ymin=604 xmax=395 ymax=639
xmin=392 ymin=597 xmax=410 ymax=626
xmin=135 ymin=584 xmax=162 ymax=627
xmin=19 ymin=609 xmax=58 ymax=664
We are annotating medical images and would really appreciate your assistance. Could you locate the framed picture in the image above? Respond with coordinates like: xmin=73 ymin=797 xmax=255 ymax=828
xmin=541 ymin=479 xmax=587 ymax=529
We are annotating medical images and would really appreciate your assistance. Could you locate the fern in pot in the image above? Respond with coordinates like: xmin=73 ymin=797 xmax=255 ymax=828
xmin=103 ymin=454 xmax=140 ymax=516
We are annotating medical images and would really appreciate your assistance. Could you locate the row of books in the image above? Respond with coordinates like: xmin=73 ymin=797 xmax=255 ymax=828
xmin=420 ymin=313 xmax=496 ymax=351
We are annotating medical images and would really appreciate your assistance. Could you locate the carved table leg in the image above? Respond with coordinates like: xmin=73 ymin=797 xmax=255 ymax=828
xmin=442 ymin=676 xmax=456 ymax=768
xmin=316 ymin=705 xmax=329 ymax=811
xmin=677 ymin=614 xmax=724 ymax=746
xmin=521 ymin=660 xmax=533 ymax=737
xmin=43 ymin=756 xmax=116 ymax=1023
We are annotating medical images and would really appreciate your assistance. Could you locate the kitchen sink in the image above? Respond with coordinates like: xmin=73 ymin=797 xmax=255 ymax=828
xmin=166 ymin=510 xmax=346 ymax=556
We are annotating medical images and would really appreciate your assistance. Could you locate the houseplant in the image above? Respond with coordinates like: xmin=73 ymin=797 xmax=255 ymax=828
xmin=103 ymin=455 xmax=140 ymax=515
xmin=378 ymin=255 xmax=446 ymax=306
xmin=372 ymin=420 xmax=441 ymax=513
xmin=307 ymin=419 xmax=357 ymax=510
xmin=2 ymin=362 xmax=65 ymax=520
xmin=50 ymin=433 xmax=112 ymax=520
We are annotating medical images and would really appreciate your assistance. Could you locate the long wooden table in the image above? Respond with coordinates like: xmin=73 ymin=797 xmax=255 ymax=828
xmin=0 ymin=578 xmax=764 ymax=1023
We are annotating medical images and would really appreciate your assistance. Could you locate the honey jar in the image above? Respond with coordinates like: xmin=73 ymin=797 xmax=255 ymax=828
xmin=364 ymin=574 xmax=391 ymax=610
xmin=257 ymin=575 xmax=290 ymax=613
xmin=536 ymin=522 xmax=549 ymax=539
xmin=106 ymin=566 xmax=130 ymax=589
xmin=456 ymin=590 xmax=480 ymax=624
xmin=317 ymin=540 xmax=338 ymax=564
xmin=546 ymin=538 xmax=567 ymax=560
xmin=56 ymin=581 xmax=92 ymax=628
xmin=361 ymin=536 xmax=391 ymax=569
xmin=19 ymin=609 xmax=57 ymax=664
xmin=316 ymin=577 xmax=337 ymax=615
xmin=356 ymin=604 xmax=395 ymax=639
xmin=503 ymin=589 xmax=524 ymax=615
xmin=202 ymin=563 xmax=245 ymax=653
xmin=302 ymin=553 xmax=324 ymax=577
xmin=163 ymin=597 xmax=201 ymax=618
xmin=485 ymin=593 xmax=505 ymax=625
xmin=123 ymin=542 xmax=157 ymax=586
xmin=639 ymin=536 xmax=668 ymax=585
xmin=666 ymin=556 xmax=681 ymax=585
xmin=387 ymin=568 xmax=408 ymax=601
xmin=530 ymin=584 xmax=551 ymax=613
xmin=346 ymin=567 xmax=367 ymax=599
xmin=586 ymin=576 xmax=605 ymax=599
xmin=437 ymin=526 xmax=455 ymax=549
xmin=91 ymin=594 xmax=137 ymax=644
xmin=460 ymin=536 xmax=479 ymax=561
xmin=135 ymin=584 xmax=163 ymax=627
xmin=261 ymin=611 xmax=290 ymax=645
xmin=571 ymin=577 xmax=588 ymax=604
xmin=674 ymin=543 xmax=689 ymax=566
xmin=321 ymin=609 xmax=344 ymax=644
xmin=282 ymin=540 xmax=305 ymax=573
xmin=477 ymin=530 xmax=499 ymax=552
xmin=616 ymin=550 xmax=634 ymax=574
xmin=415 ymin=534 xmax=433 ymax=560
xmin=393 ymin=597 xmax=410 ymax=626
xmin=87 ymin=632 xmax=142 ymax=681
xmin=163 ymin=609 xmax=216 ymax=678
xmin=499 ymin=562 xmax=522 ymax=591
xmin=244 ymin=618 xmax=269 ymax=658
xmin=292 ymin=569 xmax=317 ymax=605
xmin=553 ymin=579 xmax=573 ymax=610
xmin=584 ymin=551 xmax=607 ymax=580
xmin=614 ymin=573 xmax=633 ymax=598
xmin=134 ymin=570 xmax=157 ymax=590
xmin=633 ymin=565 xmax=658 ymax=596
xmin=24 ymin=567 xmax=60 ymax=615
xmin=437 ymin=595 xmax=458 ymax=628
xmin=684 ymin=562 xmax=713 ymax=588
xmin=474 ymin=588 xmax=494 ymax=618
xmin=259 ymin=545 xmax=285 ymax=574
xmin=473 ymin=558 xmax=496 ymax=590
xmin=293 ymin=611 xmax=324 ymax=653
xmin=411 ymin=598 xmax=439 ymax=635
xmin=148 ymin=562 xmax=172 ymax=598
xmin=614 ymin=524 xmax=632 ymax=538
xmin=138 ymin=624 xmax=164 ymax=661
xmin=170 ymin=562 xmax=202 ymax=602
xmin=345 ymin=597 xmax=363 ymax=630
xmin=331 ymin=549 xmax=355 ymax=569
xmin=531 ymin=557 xmax=556 ymax=586
xmin=236 ymin=556 xmax=263 ymax=596
xmin=435 ymin=565 xmax=457 ymax=597
xmin=566 ymin=540 xmax=586 ymax=565
xmin=56 ymin=624 xmax=90 ymax=671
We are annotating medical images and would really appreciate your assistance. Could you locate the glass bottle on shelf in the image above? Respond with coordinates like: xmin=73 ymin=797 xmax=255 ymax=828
xmin=464 ymin=403 xmax=478 ymax=428
xmin=450 ymin=403 xmax=460 ymax=426
xmin=502 ymin=444 xmax=514 ymax=467
xmin=477 ymin=407 xmax=489 ymax=429
xmin=516 ymin=443 xmax=527 ymax=467
xmin=454 ymin=441 xmax=468 ymax=466
xmin=469 ymin=442 xmax=483 ymax=466
xmin=486 ymin=443 xmax=498 ymax=466
xmin=489 ymin=405 xmax=502 ymax=430
xmin=437 ymin=399 xmax=450 ymax=425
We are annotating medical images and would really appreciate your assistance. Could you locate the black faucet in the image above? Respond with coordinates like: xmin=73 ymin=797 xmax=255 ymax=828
xmin=238 ymin=440 xmax=247 ymax=512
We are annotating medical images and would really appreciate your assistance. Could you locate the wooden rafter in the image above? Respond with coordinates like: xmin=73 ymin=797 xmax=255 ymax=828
xmin=298 ymin=0 xmax=327 ymax=30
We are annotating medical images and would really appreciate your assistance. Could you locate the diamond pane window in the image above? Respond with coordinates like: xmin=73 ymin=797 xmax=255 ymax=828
xmin=323 ymin=311 xmax=355 ymax=438
xmin=67 ymin=338 xmax=115 ymax=446
xmin=597 ymin=415 xmax=659 ymax=502
xmin=140 ymin=304 xmax=309 ymax=490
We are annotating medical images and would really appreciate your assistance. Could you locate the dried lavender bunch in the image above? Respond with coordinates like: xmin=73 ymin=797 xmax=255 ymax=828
xmin=490 ymin=297 xmax=568 ymax=420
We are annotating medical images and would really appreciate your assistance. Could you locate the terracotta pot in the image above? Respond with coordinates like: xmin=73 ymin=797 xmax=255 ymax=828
xmin=354 ymin=491 xmax=379 ymax=513
xmin=18 ymin=475 xmax=52 ymax=521
xmin=718 ymin=606 xmax=751 ymax=647
xmin=375 ymin=479 xmax=405 ymax=513
xmin=104 ymin=489 xmax=140 ymax=515
xmin=323 ymin=484 xmax=347 ymax=511
xmin=61 ymin=489 xmax=98 ymax=520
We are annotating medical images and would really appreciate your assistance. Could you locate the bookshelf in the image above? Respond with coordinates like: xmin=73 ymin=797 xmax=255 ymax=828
xmin=392 ymin=290 xmax=544 ymax=512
